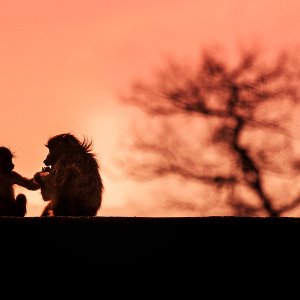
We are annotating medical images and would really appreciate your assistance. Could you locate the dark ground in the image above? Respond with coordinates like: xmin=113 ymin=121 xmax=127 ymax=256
xmin=2 ymin=216 xmax=296 ymax=295
xmin=1 ymin=216 xmax=300 ymax=269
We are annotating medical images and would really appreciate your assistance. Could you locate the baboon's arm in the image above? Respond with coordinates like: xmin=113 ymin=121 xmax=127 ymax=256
xmin=11 ymin=171 xmax=40 ymax=190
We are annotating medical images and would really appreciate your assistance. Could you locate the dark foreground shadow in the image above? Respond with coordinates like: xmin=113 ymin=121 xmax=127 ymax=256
xmin=1 ymin=216 xmax=300 ymax=270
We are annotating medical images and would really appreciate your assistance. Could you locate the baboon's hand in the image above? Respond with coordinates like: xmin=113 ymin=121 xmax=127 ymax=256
xmin=33 ymin=172 xmax=41 ymax=183
xmin=34 ymin=171 xmax=49 ymax=184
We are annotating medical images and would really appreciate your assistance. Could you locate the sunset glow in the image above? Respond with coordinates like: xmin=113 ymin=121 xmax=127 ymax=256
xmin=1 ymin=0 xmax=300 ymax=216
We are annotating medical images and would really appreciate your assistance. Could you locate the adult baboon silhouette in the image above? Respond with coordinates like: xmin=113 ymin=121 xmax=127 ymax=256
xmin=34 ymin=133 xmax=103 ymax=216
xmin=0 ymin=146 xmax=40 ymax=216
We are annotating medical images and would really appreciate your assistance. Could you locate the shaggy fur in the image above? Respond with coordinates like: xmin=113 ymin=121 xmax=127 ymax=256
xmin=34 ymin=133 xmax=104 ymax=216
xmin=0 ymin=147 xmax=40 ymax=216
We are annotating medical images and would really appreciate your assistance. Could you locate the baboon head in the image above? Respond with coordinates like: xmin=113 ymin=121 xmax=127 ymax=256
xmin=44 ymin=133 xmax=90 ymax=167
xmin=0 ymin=147 xmax=14 ymax=174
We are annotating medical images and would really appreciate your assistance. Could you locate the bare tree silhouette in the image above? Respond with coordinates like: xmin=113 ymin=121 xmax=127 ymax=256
xmin=121 ymin=48 xmax=300 ymax=216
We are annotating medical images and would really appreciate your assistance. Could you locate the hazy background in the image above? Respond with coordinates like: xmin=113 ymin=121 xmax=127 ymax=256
xmin=1 ymin=0 xmax=300 ymax=216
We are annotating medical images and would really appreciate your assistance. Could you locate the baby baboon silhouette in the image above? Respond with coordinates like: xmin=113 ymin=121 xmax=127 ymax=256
xmin=0 ymin=146 xmax=40 ymax=216
xmin=34 ymin=133 xmax=104 ymax=216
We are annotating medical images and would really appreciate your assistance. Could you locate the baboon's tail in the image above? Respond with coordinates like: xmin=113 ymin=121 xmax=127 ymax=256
xmin=15 ymin=194 xmax=27 ymax=217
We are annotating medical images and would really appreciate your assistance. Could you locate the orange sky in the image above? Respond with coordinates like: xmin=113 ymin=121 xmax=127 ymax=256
xmin=1 ymin=0 xmax=300 ymax=216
